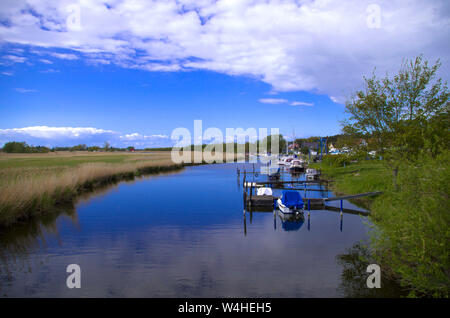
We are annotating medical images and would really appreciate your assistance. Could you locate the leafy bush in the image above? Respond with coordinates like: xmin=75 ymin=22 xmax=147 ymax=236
xmin=370 ymin=152 xmax=450 ymax=297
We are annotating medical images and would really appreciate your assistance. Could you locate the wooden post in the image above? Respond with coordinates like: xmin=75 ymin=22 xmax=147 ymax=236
xmin=243 ymin=188 xmax=247 ymax=208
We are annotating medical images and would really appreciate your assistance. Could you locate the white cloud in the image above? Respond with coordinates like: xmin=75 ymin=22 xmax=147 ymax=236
xmin=2 ymin=71 xmax=13 ymax=76
xmin=15 ymin=88 xmax=38 ymax=93
xmin=290 ymin=101 xmax=314 ymax=106
xmin=258 ymin=98 xmax=288 ymax=104
xmin=0 ymin=0 xmax=449 ymax=100
xmin=330 ymin=96 xmax=341 ymax=104
xmin=0 ymin=126 xmax=114 ymax=139
xmin=40 ymin=68 xmax=60 ymax=73
xmin=120 ymin=133 xmax=169 ymax=141
xmin=48 ymin=52 xmax=79 ymax=60
xmin=39 ymin=58 xmax=53 ymax=64
xmin=3 ymin=55 xmax=26 ymax=63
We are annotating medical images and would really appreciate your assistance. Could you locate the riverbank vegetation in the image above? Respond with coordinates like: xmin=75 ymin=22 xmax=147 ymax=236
xmin=317 ymin=56 xmax=449 ymax=297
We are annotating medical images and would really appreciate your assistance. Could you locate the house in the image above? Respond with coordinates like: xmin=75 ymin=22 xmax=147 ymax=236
xmin=329 ymin=149 xmax=340 ymax=155
xmin=328 ymin=142 xmax=337 ymax=152
xmin=357 ymin=139 xmax=368 ymax=147
xmin=328 ymin=142 xmax=341 ymax=155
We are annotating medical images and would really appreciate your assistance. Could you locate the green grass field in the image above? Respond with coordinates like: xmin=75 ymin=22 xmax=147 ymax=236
xmin=0 ymin=151 xmax=170 ymax=169
xmin=312 ymin=159 xmax=393 ymax=196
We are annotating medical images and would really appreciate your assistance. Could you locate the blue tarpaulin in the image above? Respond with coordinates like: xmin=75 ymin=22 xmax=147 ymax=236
xmin=281 ymin=190 xmax=304 ymax=209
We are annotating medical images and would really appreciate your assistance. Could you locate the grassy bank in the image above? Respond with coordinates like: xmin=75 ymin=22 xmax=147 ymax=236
xmin=314 ymin=155 xmax=450 ymax=297
xmin=312 ymin=159 xmax=393 ymax=200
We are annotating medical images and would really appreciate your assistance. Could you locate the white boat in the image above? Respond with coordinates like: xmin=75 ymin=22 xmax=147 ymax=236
xmin=288 ymin=159 xmax=304 ymax=172
xmin=277 ymin=190 xmax=304 ymax=214
xmin=305 ymin=168 xmax=320 ymax=180
xmin=256 ymin=187 xmax=273 ymax=196
xmin=260 ymin=166 xmax=280 ymax=177
xmin=283 ymin=157 xmax=295 ymax=167
xmin=277 ymin=158 xmax=286 ymax=165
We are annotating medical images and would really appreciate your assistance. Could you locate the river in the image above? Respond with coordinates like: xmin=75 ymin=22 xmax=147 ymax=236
xmin=1 ymin=162 xmax=399 ymax=297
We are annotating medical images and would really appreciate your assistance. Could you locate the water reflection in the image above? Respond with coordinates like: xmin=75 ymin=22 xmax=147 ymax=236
xmin=277 ymin=212 xmax=304 ymax=232
xmin=0 ymin=162 xmax=398 ymax=297
xmin=246 ymin=207 xmax=360 ymax=233
xmin=336 ymin=242 xmax=408 ymax=297
xmin=0 ymin=205 xmax=77 ymax=295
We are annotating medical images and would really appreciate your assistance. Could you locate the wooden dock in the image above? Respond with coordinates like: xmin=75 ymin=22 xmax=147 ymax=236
xmin=246 ymin=195 xmax=325 ymax=209
xmin=239 ymin=166 xmax=380 ymax=214
xmin=245 ymin=192 xmax=381 ymax=210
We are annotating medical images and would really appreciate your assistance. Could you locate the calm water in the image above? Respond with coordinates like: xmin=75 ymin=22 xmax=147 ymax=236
xmin=0 ymin=162 xmax=390 ymax=297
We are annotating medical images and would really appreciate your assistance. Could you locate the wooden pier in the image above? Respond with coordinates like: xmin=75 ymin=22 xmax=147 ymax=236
xmin=245 ymin=192 xmax=381 ymax=211
xmin=239 ymin=165 xmax=380 ymax=215
xmin=246 ymin=195 xmax=325 ymax=209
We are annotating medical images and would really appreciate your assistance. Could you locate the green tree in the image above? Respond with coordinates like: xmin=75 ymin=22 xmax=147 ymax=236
xmin=300 ymin=145 xmax=309 ymax=155
xmin=259 ymin=134 xmax=286 ymax=154
xmin=343 ymin=55 xmax=449 ymax=186
xmin=71 ymin=144 xmax=87 ymax=151
xmin=2 ymin=141 xmax=29 ymax=153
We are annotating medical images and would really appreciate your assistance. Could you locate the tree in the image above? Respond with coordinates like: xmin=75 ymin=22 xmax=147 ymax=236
xmin=2 ymin=141 xmax=29 ymax=153
xmin=300 ymin=145 xmax=309 ymax=155
xmin=72 ymin=144 xmax=87 ymax=151
xmin=259 ymin=134 xmax=286 ymax=154
xmin=343 ymin=56 xmax=449 ymax=186
xmin=103 ymin=141 xmax=110 ymax=151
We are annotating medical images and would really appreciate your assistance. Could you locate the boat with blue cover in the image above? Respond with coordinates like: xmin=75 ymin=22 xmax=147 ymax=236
xmin=276 ymin=190 xmax=304 ymax=214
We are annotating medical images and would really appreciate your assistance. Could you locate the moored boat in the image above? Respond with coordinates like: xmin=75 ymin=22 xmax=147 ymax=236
xmin=256 ymin=187 xmax=273 ymax=196
xmin=305 ymin=168 xmax=320 ymax=180
xmin=277 ymin=190 xmax=304 ymax=214
xmin=288 ymin=159 xmax=304 ymax=172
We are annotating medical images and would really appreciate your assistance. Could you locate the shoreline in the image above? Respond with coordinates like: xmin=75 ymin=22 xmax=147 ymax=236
xmin=0 ymin=151 xmax=243 ymax=228
xmin=0 ymin=162 xmax=187 ymax=228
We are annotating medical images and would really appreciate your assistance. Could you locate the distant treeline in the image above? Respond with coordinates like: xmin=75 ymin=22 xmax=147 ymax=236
xmin=2 ymin=134 xmax=352 ymax=154
xmin=0 ymin=142 xmax=137 ymax=153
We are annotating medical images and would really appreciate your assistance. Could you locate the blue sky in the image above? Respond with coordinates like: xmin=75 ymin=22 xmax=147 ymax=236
xmin=0 ymin=0 xmax=449 ymax=148
xmin=0 ymin=49 xmax=343 ymax=147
